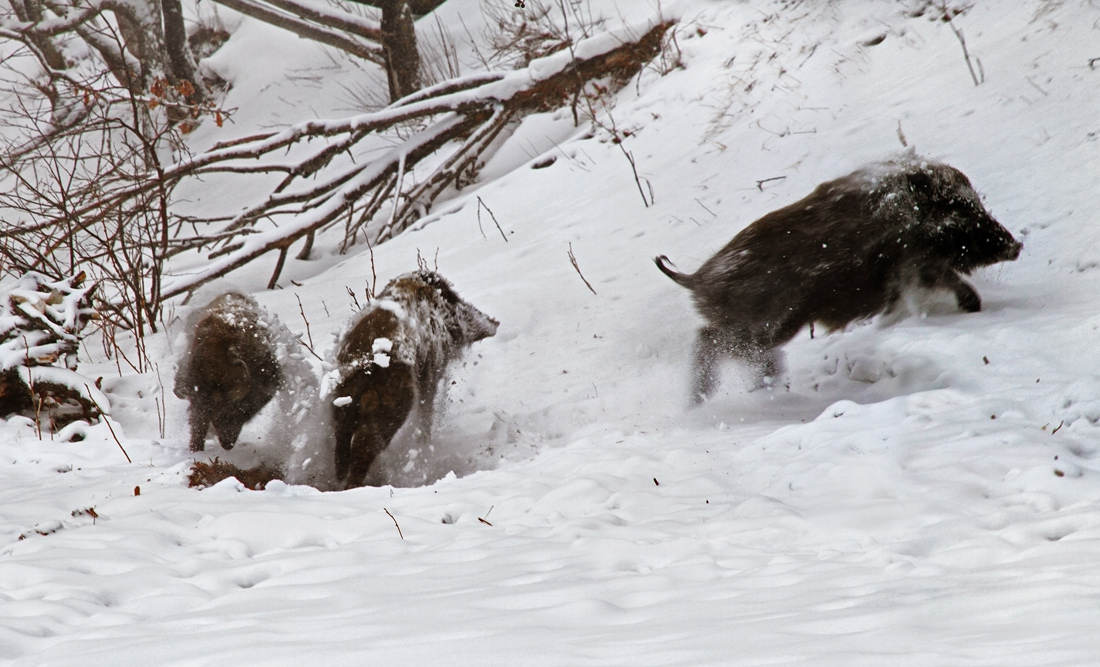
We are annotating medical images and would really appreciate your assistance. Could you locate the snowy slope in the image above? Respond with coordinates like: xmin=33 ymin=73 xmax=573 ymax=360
xmin=3 ymin=1 xmax=1100 ymax=664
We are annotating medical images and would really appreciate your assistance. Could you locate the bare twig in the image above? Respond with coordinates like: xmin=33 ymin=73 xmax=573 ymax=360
xmin=367 ymin=239 xmax=377 ymax=300
xmin=154 ymin=363 xmax=166 ymax=439
xmin=938 ymin=3 xmax=981 ymax=87
xmin=25 ymin=336 xmax=42 ymax=440
xmin=567 ymin=242 xmax=597 ymax=295
xmin=383 ymin=507 xmax=404 ymax=540
xmin=295 ymin=293 xmax=315 ymax=352
xmin=476 ymin=197 xmax=508 ymax=242
xmin=695 ymin=198 xmax=716 ymax=217
xmin=478 ymin=504 xmax=494 ymax=525
xmin=346 ymin=286 xmax=362 ymax=311
xmin=618 ymin=142 xmax=650 ymax=207
xmin=756 ymin=176 xmax=786 ymax=190
xmin=87 ymin=386 xmax=131 ymax=463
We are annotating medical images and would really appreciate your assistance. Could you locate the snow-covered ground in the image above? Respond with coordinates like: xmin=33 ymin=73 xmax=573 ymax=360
xmin=3 ymin=1 xmax=1100 ymax=664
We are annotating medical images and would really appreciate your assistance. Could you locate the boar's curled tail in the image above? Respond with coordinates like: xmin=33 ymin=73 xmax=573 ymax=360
xmin=654 ymin=255 xmax=696 ymax=290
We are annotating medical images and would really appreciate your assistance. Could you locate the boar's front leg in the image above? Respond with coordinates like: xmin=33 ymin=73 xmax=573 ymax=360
xmin=922 ymin=266 xmax=981 ymax=313
xmin=950 ymin=275 xmax=982 ymax=313
xmin=188 ymin=403 xmax=211 ymax=452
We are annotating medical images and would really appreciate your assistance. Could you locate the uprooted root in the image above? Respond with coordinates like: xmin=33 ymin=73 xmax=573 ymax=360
xmin=188 ymin=458 xmax=285 ymax=490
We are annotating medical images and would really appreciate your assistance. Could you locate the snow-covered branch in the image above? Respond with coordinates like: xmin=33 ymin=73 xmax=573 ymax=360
xmin=210 ymin=0 xmax=385 ymax=64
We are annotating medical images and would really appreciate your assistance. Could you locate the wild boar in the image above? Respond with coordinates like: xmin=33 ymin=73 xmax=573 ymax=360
xmin=174 ymin=292 xmax=282 ymax=451
xmin=656 ymin=155 xmax=1022 ymax=402
xmin=331 ymin=270 xmax=498 ymax=489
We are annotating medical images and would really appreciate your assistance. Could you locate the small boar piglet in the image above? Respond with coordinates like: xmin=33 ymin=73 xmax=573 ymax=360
xmin=331 ymin=270 xmax=498 ymax=489
xmin=174 ymin=292 xmax=282 ymax=451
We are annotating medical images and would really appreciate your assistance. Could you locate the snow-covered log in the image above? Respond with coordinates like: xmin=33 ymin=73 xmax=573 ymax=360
xmin=0 ymin=272 xmax=107 ymax=421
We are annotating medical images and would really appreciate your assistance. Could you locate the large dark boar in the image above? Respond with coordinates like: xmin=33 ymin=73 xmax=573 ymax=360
xmin=174 ymin=292 xmax=282 ymax=451
xmin=656 ymin=155 xmax=1022 ymax=402
xmin=331 ymin=270 xmax=498 ymax=489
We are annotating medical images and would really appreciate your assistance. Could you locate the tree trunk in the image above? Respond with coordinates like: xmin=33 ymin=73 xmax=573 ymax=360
xmin=104 ymin=0 xmax=168 ymax=90
xmin=379 ymin=0 xmax=421 ymax=102
xmin=161 ymin=0 xmax=207 ymax=105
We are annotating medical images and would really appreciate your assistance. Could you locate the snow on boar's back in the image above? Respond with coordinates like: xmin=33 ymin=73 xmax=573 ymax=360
xmin=655 ymin=154 xmax=1022 ymax=402
xmin=174 ymin=292 xmax=282 ymax=452
xmin=331 ymin=270 xmax=498 ymax=489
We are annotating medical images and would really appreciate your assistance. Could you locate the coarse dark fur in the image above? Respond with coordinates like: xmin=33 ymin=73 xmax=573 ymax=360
xmin=174 ymin=293 xmax=282 ymax=452
xmin=332 ymin=270 xmax=499 ymax=490
xmin=655 ymin=155 xmax=1022 ymax=402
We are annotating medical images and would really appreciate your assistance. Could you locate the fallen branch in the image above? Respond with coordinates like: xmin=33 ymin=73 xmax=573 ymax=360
xmin=7 ymin=18 xmax=676 ymax=311
xmin=207 ymin=0 xmax=384 ymax=64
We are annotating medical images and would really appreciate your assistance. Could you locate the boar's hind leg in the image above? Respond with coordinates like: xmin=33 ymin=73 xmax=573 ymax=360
xmin=692 ymin=326 xmax=732 ymax=403
xmin=754 ymin=348 xmax=787 ymax=389
xmin=336 ymin=366 xmax=417 ymax=489
xmin=333 ymin=417 xmax=355 ymax=485
xmin=414 ymin=372 xmax=442 ymax=442
xmin=343 ymin=428 xmax=390 ymax=490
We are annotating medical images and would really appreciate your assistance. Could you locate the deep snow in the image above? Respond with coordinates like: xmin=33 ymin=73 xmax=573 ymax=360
xmin=2 ymin=0 xmax=1100 ymax=664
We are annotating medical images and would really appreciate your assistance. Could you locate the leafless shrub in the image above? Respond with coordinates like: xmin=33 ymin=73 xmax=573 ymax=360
xmin=480 ymin=0 xmax=607 ymax=68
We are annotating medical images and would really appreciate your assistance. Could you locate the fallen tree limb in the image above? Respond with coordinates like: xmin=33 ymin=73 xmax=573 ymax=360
xmin=4 ymin=17 xmax=676 ymax=312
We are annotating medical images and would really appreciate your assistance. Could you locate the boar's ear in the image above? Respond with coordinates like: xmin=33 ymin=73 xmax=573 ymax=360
xmin=424 ymin=272 xmax=460 ymax=306
xmin=906 ymin=168 xmax=936 ymax=198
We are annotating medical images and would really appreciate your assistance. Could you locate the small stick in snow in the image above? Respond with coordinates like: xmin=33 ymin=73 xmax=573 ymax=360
xmin=93 ymin=402 xmax=132 ymax=463
xmin=295 ymin=293 xmax=315 ymax=351
xmin=367 ymin=237 xmax=378 ymax=299
xmin=478 ymin=505 xmax=494 ymax=526
xmin=695 ymin=198 xmax=717 ymax=217
xmin=346 ymin=286 xmax=362 ymax=311
xmin=1052 ymin=420 xmax=1064 ymax=435
xmin=937 ymin=2 xmax=982 ymax=87
xmin=154 ymin=363 xmax=167 ymax=439
xmin=384 ymin=507 xmax=404 ymax=540
xmin=756 ymin=176 xmax=786 ymax=191
xmin=477 ymin=197 xmax=508 ymax=242
xmin=567 ymin=243 xmax=597 ymax=295
xmin=619 ymin=143 xmax=650 ymax=207
xmin=24 ymin=335 xmax=42 ymax=440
